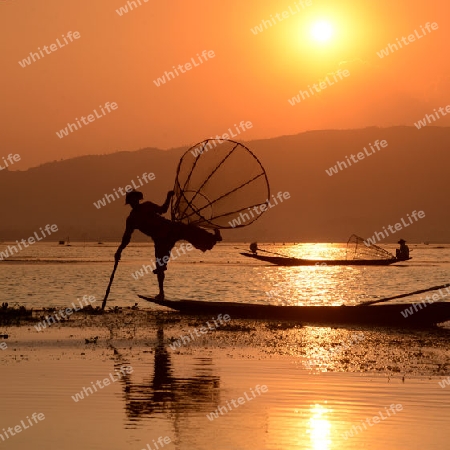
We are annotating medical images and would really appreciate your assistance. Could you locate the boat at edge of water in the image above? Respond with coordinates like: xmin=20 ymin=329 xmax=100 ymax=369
xmin=138 ymin=296 xmax=450 ymax=328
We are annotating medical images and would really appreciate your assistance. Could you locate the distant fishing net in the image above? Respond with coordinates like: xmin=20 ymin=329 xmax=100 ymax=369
xmin=346 ymin=234 xmax=395 ymax=260
xmin=171 ymin=139 xmax=270 ymax=229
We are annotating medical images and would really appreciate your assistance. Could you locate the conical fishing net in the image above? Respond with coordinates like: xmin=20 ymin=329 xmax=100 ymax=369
xmin=171 ymin=139 xmax=270 ymax=229
xmin=346 ymin=234 xmax=395 ymax=260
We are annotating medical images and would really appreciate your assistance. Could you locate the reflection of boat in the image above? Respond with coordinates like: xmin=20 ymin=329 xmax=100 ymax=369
xmin=240 ymin=252 xmax=399 ymax=266
xmin=139 ymin=296 xmax=450 ymax=328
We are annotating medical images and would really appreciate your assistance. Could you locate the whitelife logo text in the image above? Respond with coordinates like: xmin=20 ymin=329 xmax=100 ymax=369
xmin=55 ymin=102 xmax=118 ymax=139
xmin=0 ymin=153 xmax=21 ymax=171
xmin=325 ymin=140 xmax=388 ymax=176
xmin=18 ymin=31 xmax=81 ymax=68
xmin=153 ymin=50 xmax=215 ymax=87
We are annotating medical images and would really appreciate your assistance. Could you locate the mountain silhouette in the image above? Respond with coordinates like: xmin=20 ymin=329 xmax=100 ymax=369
xmin=1 ymin=126 xmax=449 ymax=243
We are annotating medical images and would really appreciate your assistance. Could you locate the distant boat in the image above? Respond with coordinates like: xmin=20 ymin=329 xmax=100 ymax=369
xmin=240 ymin=252 xmax=401 ymax=266
xmin=241 ymin=234 xmax=410 ymax=266
xmin=58 ymin=236 xmax=71 ymax=246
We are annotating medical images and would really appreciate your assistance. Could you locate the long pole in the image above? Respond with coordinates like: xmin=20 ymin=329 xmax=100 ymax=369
xmin=102 ymin=260 xmax=119 ymax=310
xmin=236 ymin=245 xmax=291 ymax=258
xmin=360 ymin=282 xmax=450 ymax=306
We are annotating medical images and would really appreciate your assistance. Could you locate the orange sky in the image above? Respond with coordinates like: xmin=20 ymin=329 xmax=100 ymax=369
xmin=1 ymin=0 xmax=449 ymax=169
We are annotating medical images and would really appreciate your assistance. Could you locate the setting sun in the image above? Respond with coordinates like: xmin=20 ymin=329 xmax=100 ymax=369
xmin=310 ymin=20 xmax=334 ymax=42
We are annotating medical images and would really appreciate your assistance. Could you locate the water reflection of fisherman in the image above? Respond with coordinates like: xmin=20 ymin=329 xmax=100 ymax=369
xmin=396 ymin=239 xmax=410 ymax=261
xmin=118 ymin=318 xmax=221 ymax=422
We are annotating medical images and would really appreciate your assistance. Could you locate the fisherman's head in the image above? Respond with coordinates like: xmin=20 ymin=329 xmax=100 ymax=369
xmin=125 ymin=190 xmax=143 ymax=208
xmin=398 ymin=239 xmax=406 ymax=245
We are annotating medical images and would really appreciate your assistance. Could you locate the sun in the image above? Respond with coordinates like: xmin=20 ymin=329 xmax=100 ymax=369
xmin=310 ymin=21 xmax=334 ymax=42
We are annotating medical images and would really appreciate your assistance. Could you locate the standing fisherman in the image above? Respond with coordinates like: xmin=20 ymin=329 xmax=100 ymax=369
xmin=115 ymin=190 xmax=221 ymax=300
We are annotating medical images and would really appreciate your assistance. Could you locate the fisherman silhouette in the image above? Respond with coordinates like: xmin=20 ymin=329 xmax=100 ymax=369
xmin=396 ymin=239 xmax=410 ymax=261
xmin=115 ymin=190 xmax=221 ymax=300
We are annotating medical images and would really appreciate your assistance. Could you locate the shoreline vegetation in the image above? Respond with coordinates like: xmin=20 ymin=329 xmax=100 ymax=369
xmin=1 ymin=304 xmax=450 ymax=377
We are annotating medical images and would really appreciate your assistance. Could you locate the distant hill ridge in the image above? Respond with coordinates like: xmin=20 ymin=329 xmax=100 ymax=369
xmin=1 ymin=126 xmax=449 ymax=243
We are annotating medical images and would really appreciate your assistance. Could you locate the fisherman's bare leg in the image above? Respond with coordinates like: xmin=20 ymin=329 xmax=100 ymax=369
xmin=156 ymin=272 xmax=165 ymax=300
xmin=153 ymin=239 xmax=176 ymax=300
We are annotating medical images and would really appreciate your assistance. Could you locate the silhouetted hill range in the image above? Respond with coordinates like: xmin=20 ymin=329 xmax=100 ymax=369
xmin=1 ymin=126 xmax=449 ymax=243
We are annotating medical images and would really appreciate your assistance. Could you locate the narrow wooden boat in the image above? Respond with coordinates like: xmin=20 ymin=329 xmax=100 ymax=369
xmin=138 ymin=296 xmax=450 ymax=328
xmin=240 ymin=252 xmax=400 ymax=266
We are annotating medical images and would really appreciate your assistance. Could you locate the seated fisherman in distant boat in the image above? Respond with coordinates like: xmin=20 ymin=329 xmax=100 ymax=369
xmin=115 ymin=190 xmax=221 ymax=300
xmin=396 ymin=239 xmax=410 ymax=261
xmin=250 ymin=242 xmax=258 ymax=254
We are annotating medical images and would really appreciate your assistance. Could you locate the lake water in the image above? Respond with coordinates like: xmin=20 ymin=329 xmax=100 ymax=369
xmin=1 ymin=242 xmax=450 ymax=450
xmin=1 ymin=321 xmax=450 ymax=450
xmin=1 ymin=242 xmax=449 ymax=308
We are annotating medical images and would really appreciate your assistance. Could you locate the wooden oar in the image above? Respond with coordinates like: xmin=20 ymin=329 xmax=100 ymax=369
xmin=101 ymin=260 xmax=119 ymax=310
xmin=256 ymin=247 xmax=293 ymax=258
xmin=360 ymin=282 xmax=450 ymax=306
xmin=235 ymin=246 xmax=292 ymax=258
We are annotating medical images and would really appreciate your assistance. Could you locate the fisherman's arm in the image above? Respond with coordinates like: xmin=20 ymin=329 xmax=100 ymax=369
xmin=156 ymin=191 xmax=175 ymax=214
xmin=115 ymin=220 xmax=134 ymax=261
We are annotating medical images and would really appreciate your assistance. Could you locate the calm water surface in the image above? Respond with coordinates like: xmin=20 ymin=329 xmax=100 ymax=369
xmin=1 ymin=340 xmax=449 ymax=450
xmin=1 ymin=242 xmax=449 ymax=308
xmin=1 ymin=242 xmax=450 ymax=449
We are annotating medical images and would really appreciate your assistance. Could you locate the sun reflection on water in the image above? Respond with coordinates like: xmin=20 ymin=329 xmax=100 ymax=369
xmin=307 ymin=403 xmax=332 ymax=450
xmin=260 ymin=243 xmax=372 ymax=306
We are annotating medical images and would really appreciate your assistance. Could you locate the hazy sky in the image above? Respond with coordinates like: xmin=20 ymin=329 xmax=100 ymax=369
xmin=2 ymin=0 xmax=449 ymax=169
